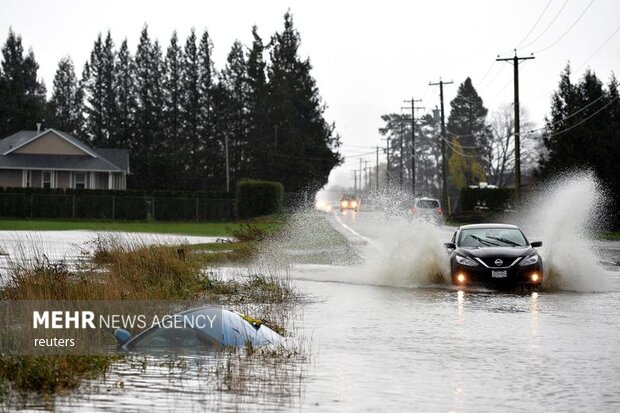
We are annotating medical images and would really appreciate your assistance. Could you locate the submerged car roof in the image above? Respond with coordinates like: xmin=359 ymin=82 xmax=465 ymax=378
xmin=459 ymin=223 xmax=519 ymax=230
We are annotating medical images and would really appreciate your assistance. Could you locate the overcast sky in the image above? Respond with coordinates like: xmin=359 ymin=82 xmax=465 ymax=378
xmin=2 ymin=0 xmax=619 ymax=188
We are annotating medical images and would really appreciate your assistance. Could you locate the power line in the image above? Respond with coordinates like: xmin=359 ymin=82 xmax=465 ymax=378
xmin=523 ymin=22 xmax=620 ymax=105
xmin=544 ymin=93 xmax=606 ymax=128
xmin=479 ymin=64 xmax=509 ymax=92
xmin=515 ymin=0 xmax=554 ymax=49
xmin=443 ymin=137 xmax=481 ymax=158
xmin=522 ymin=95 xmax=619 ymax=137
xmin=575 ymin=23 xmax=620 ymax=71
xmin=533 ymin=0 xmax=595 ymax=53
xmin=520 ymin=0 xmax=570 ymax=49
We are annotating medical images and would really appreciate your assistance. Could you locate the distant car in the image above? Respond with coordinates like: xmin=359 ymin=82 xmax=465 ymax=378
xmin=409 ymin=197 xmax=444 ymax=224
xmin=114 ymin=308 xmax=284 ymax=351
xmin=444 ymin=224 xmax=543 ymax=290
xmin=340 ymin=195 xmax=360 ymax=212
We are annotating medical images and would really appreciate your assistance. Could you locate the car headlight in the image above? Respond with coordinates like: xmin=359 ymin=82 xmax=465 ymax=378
xmin=456 ymin=255 xmax=478 ymax=267
xmin=350 ymin=201 xmax=358 ymax=208
xmin=341 ymin=201 xmax=348 ymax=207
xmin=519 ymin=254 xmax=539 ymax=266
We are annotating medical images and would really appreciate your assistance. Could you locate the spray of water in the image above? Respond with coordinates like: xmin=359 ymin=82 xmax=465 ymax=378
xmin=516 ymin=171 xmax=610 ymax=292
xmin=270 ymin=174 xmax=610 ymax=292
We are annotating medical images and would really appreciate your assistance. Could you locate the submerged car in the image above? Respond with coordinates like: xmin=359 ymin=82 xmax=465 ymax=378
xmin=340 ymin=195 xmax=360 ymax=212
xmin=114 ymin=308 xmax=284 ymax=351
xmin=444 ymin=224 xmax=543 ymax=290
xmin=409 ymin=197 xmax=444 ymax=224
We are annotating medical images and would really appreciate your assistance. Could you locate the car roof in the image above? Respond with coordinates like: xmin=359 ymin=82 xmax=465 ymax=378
xmin=415 ymin=197 xmax=439 ymax=200
xmin=459 ymin=223 xmax=520 ymax=230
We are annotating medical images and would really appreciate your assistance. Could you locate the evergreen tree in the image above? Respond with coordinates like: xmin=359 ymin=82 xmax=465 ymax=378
xmin=538 ymin=64 xmax=620 ymax=227
xmin=132 ymin=25 xmax=162 ymax=188
xmin=265 ymin=11 xmax=341 ymax=191
xmin=82 ymin=33 xmax=104 ymax=144
xmin=197 ymin=29 xmax=219 ymax=189
xmin=111 ymin=39 xmax=136 ymax=149
xmin=49 ymin=56 xmax=83 ymax=135
xmin=446 ymin=77 xmax=491 ymax=185
xmin=0 ymin=29 xmax=46 ymax=137
xmin=220 ymin=40 xmax=249 ymax=185
xmin=101 ymin=31 xmax=116 ymax=144
xmin=180 ymin=29 xmax=200 ymax=189
xmin=160 ymin=31 xmax=184 ymax=189
xmin=245 ymin=26 xmax=270 ymax=179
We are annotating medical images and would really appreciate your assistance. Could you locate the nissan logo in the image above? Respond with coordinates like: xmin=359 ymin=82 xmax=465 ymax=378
xmin=494 ymin=259 xmax=503 ymax=266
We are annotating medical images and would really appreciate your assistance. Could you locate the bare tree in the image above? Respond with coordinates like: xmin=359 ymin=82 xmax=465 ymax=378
xmin=486 ymin=103 xmax=538 ymax=187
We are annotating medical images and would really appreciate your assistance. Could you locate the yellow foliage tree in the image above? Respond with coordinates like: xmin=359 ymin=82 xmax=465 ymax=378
xmin=448 ymin=138 xmax=486 ymax=190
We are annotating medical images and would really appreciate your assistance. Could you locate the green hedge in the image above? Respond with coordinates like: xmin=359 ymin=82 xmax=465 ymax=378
xmin=236 ymin=179 xmax=283 ymax=219
xmin=460 ymin=187 xmax=515 ymax=212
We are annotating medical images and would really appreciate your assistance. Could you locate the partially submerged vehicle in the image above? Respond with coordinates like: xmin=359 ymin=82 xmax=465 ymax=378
xmin=444 ymin=224 xmax=543 ymax=290
xmin=114 ymin=308 xmax=284 ymax=351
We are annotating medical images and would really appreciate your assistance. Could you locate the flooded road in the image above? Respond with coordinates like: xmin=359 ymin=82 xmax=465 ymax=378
xmin=290 ymin=211 xmax=620 ymax=411
xmin=7 ymin=207 xmax=620 ymax=411
xmin=43 ymin=210 xmax=619 ymax=412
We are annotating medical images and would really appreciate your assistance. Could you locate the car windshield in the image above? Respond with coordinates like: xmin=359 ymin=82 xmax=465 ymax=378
xmin=416 ymin=199 xmax=439 ymax=208
xmin=458 ymin=228 xmax=527 ymax=247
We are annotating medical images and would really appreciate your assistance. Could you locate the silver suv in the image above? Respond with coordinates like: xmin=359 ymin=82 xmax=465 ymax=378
xmin=409 ymin=197 xmax=444 ymax=224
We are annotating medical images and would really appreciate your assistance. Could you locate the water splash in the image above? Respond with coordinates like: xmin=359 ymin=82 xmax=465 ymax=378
xmin=517 ymin=172 xmax=610 ymax=292
xmin=359 ymin=219 xmax=451 ymax=288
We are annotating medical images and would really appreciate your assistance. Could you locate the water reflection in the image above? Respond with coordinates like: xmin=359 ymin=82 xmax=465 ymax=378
xmin=456 ymin=289 xmax=465 ymax=324
xmin=530 ymin=292 xmax=540 ymax=350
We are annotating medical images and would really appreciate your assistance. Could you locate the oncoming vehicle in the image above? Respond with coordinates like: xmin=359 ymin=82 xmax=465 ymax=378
xmin=114 ymin=308 xmax=284 ymax=351
xmin=444 ymin=224 xmax=543 ymax=290
xmin=340 ymin=195 xmax=360 ymax=212
xmin=410 ymin=197 xmax=443 ymax=224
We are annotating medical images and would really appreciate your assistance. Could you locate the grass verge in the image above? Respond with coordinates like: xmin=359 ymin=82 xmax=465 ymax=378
xmin=0 ymin=216 xmax=284 ymax=237
xmin=0 ymin=226 xmax=297 ymax=399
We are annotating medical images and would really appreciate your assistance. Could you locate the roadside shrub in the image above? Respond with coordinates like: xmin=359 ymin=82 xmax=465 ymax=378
xmin=236 ymin=180 xmax=283 ymax=219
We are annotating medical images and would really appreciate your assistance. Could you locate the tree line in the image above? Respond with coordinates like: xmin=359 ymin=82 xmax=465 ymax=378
xmin=0 ymin=12 xmax=342 ymax=192
xmin=379 ymin=67 xmax=620 ymax=223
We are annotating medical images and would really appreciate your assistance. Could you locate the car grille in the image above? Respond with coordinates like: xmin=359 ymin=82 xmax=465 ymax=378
xmin=476 ymin=257 xmax=521 ymax=268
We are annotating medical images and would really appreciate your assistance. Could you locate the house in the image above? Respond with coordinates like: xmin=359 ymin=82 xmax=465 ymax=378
xmin=0 ymin=129 xmax=129 ymax=190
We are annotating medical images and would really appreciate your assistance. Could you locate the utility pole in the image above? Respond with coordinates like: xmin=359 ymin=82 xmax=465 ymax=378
xmin=364 ymin=160 xmax=369 ymax=191
xmin=383 ymin=137 xmax=391 ymax=186
xmin=359 ymin=159 xmax=363 ymax=192
xmin=429 ymin=78 xmax=453 ymax=214
xmin=224 ymin=135 xmax=230 ymax=192
xmin=376 ymin=146 xmax=380 ymax=191
xmin=399 ymin=121 xmax=404 ymax=188
xmin=353 ymin=170 xmax=357 ymax=193
xmin=402 ymin=97 xmax=424 ymax=195
xmin=497 ymin=50 xmax=534 ymax=205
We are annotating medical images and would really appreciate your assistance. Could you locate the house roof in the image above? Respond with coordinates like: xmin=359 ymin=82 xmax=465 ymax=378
xmin=0 ymin=130 xmax=129 ymax=173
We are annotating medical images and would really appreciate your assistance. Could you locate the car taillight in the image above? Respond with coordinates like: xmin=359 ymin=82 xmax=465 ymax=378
xmin=437 ymin=207 xmax=443 ymax=214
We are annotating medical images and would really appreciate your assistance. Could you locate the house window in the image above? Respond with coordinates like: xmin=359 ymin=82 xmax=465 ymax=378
xmin=74 ymin=172 xmax=86 ymax=189
xmin=42 ymin=171 xmax=52 ymax=189
xmin=25 ymin=170 xmax=32 ymax=188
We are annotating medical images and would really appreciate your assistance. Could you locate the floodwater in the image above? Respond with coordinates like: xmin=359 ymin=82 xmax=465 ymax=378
xmin=4 ymin=175 xmax=620 ymax=411
xmin=9 ymin=210 xmax=618 ymax=412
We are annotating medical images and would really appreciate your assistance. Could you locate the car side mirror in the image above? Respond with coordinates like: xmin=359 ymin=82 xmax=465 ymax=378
xmin=114 ymin=328 xmax=131 ymax=347
xmin=444 ymin=242 xmax=456 ymax=250
xmin=531 ymin=241 xmax=543 ymax=248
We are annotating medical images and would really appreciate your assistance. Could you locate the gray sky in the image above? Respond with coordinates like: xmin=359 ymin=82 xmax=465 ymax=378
xmin=2 ymin=0 xmax=619 ymax=188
